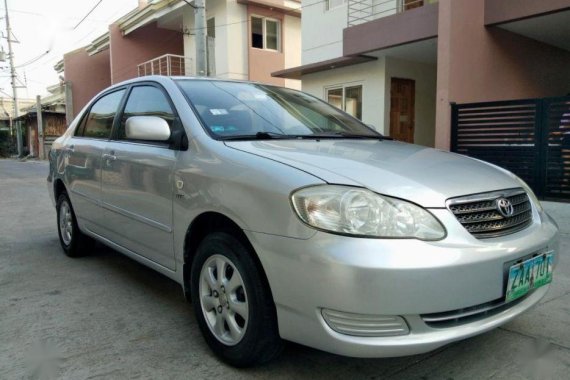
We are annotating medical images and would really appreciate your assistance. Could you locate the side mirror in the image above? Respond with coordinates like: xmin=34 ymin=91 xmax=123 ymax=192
xmin=125 ymin=116 xmax=171 ymax=141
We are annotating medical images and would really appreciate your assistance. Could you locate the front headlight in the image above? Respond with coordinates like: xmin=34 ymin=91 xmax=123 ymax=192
xmin=291 ymin=185 xmax=446 ymax=240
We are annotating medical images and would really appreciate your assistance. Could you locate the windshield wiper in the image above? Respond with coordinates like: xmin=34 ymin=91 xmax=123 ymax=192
xmin=221 ymin=131 xmax=291 ymax=141
xmin=297 ymin=132 xmax=393 ymax=140
xmin=222 ymin=131 xmax=393 ymax=141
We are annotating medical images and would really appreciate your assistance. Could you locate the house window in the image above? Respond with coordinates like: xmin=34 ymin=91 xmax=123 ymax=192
xmin=325 ymin=0 xmax=347 ymax=11
xmin=326 ymin=85 xmax=363 ymax=120
xmin=251 ymin=16 xmax=281 ymax=51
xmin=207 ymin=17 xmax=215 ymax=38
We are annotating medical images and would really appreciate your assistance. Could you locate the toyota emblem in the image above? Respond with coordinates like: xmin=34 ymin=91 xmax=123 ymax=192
xmin=496 ymin=198 xmax=514 ymax=217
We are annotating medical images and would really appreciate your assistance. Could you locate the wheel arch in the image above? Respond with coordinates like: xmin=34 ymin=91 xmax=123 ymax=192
xmin=182 ymin=212 xmax=274 ymax=304
xmin=54 ymin=178 xmax=67 ymax=201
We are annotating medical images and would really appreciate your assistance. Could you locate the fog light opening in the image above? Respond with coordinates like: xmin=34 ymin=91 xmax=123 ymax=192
xmin=321 ymin=309 xmax=410 ymax=337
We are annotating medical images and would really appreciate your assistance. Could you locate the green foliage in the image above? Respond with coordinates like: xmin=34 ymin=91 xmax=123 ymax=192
xmin=0 ymin=129 xmax=15 ymax=157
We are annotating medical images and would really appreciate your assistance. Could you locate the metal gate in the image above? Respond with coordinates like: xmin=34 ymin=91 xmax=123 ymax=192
xmin=451 ymin=96 xmax=570 ymax=200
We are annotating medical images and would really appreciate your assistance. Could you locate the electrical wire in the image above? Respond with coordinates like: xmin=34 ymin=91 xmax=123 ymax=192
xmin=73 ymin=0 xmax=103 ymax=30
xmin=15 ymin=50 xmax=50 ymax=68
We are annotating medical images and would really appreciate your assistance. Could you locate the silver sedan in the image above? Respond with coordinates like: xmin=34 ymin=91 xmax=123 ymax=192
xmin=47 ymin=76 xmax=558 ymax=367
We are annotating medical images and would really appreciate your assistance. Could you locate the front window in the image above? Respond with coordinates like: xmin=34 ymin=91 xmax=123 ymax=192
xmin=251 ymin=16 xmax=280 ymax=51
xmin=326 ymin=85 xmax=363 ymax=120
xmin=76 ymin=89 xmax=125 ymax=139
xmin=176 ymin=80 xmax=379 ymax=140
xmin=118 ymin=85 xmax=175 ymax=140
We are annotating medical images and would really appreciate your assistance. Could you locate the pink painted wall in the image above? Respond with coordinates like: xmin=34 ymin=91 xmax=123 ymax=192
xmin=63 ymin=48 xmax=111 ymax=118
xmin=247 ymin=5 xmax=286 ymax=86
xmin=435 ymin=0 xmax=570 ymax=149
xmin=109 ymin=22 xmax=184 ymax=84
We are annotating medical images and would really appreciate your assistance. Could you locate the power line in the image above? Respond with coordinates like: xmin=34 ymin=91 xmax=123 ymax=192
xmin=73 ymin=0 xmax=103 ymax=30
xmin=15 ymin=50 xmax=50 ymax=68
xmin=0 ymin=7 xmax=109 ymax=22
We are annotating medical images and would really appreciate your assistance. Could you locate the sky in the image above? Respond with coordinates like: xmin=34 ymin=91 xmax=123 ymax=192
xmin=0 ymin=0 xmax=140 ymax=100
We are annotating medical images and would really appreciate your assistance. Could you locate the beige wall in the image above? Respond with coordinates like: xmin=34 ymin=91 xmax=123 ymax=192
xmin=183 ymin=0 xmax=249 ymax=80
xmin=385 ymin=57 xmax=437 ymax=147
xmin=283 ymin=15 xmax=302 ymax=89
xmin=435 ymin=0 xmax=570 ymax=150
xmin=247 ymin=5 xmax=286 ymax=86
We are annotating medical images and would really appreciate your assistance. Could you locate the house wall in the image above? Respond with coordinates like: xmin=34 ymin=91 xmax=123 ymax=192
xmin=109 ymin=21 xmax=184 ymax=84
xmin=182 ymin=0 xmax=249 ymax=80
xmin=44 ymin=114 xmax=68 ymax=136
xmin=302 ymin=58 xmax=388 ymax=134
xmin=435 ymin=0 xmax=570 ymax=149
xmin=301 ymin=55 xmax=436 ymax=146
xmin=384 ymin=57 xmax=437 ymax=147
xmin=63 ymin=48 xmax=111 ymax=118
xmin=301 ymin=0 xmax=347 ymax=64
xmin=181 ymin=1 xmax=300 ymax=87
xmin=283 ymin=15 xmax=302 ymax=89
xmin=247 ymin=5 xmax=286 ymax=86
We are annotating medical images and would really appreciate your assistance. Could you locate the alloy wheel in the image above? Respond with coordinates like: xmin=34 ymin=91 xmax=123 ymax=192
xmin=59 ymin=200 xmax=73 ymax=246
xmin=199 ymin=254 xmax=249 ymax=346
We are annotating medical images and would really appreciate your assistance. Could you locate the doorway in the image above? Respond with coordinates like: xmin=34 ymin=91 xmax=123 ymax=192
xmin=390 ymin=78 xmax=416 ymax=143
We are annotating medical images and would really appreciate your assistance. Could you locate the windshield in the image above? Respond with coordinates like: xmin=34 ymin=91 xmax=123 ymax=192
xmin=176 ymin=80 xmax=380 ymax=139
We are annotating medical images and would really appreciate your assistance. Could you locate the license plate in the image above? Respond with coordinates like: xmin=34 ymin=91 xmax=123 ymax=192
xmin=505 ymin=253 xmax=554 ymax=303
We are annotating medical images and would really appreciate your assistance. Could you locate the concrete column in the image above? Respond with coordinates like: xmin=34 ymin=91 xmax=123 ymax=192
xmin=434 ymin=0 xmax=452 ymax=150
xmin=65 ymin=81 xmax=74 ymax=126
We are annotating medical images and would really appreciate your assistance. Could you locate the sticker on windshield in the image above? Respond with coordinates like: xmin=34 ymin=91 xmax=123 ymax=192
xmin=210 ymin=109 xmax=229 ymax=115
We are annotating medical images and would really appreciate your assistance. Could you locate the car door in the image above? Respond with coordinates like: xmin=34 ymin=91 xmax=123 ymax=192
xmin=64 ymin=89 xmax=126 ymax=236
xmin=100 ymin=84 xmax=179 ymax=270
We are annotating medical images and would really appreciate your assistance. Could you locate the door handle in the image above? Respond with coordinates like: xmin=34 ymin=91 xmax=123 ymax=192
xmin=64 ymin=145 xmax=74 ymax=156
xmin=102 ymin=153 xmax=117 ymax=162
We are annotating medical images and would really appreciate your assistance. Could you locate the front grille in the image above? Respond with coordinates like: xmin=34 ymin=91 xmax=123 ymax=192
xmin=447 ymin=189 xmax=533 ymax=239
xmin=421 ymin=293 xmax=530 ymax=328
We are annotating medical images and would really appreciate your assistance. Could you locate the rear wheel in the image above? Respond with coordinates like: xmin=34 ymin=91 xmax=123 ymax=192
xmin=191 ymin=232 xmax=282 ymax=367
xmin=56 ymin=193 xmax=90 ymax=257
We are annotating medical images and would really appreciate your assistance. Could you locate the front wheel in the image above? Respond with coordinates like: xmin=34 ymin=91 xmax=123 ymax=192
xmin=191 ymin=232 xmax=283 ymax=367
xmin=56 ymin=193 xmax=90 ymax=257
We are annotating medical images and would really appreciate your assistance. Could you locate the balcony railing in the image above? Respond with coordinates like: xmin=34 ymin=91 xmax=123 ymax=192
xmin=348 ymin=0 xmax=434 ymax=27
xmin=137 ymin=54 xmax=193 ymax=77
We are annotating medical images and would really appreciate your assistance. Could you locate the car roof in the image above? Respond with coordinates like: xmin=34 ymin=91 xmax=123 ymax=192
xmin=108 ymin=75 xmax=265 ymax=90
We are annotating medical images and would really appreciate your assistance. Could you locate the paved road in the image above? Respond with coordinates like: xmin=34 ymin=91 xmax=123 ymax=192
xmin=1 ymin=159 xmax=569 ymax=379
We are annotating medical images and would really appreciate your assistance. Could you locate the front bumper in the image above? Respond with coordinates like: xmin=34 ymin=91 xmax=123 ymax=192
xmin=246 ymin=208 xmax=559 ymax=357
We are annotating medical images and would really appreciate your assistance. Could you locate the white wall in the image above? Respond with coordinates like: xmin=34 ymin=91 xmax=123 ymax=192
xmin=283 ymin=15 xmax=302 ymax=89
xmin=182 ymin=0 xmax=248 ymax=80
xmin=223 ymin=0 xmax=248 ymax=80
xmin=301 ymin=56 xmax=437 ymax=146
xmin=302 ymin=58 xmax=388 ymax=133
xmin=384 ymin=57 xmax=437 ymax=147
xmin=301 ymin=0 xmax=347 ymax=64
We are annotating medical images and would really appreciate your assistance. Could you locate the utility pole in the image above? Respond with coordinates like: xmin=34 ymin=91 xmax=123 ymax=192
xmin=4 ymin=0 xmax=22 ymax=157
xmin=194 ymin=0 xmax=207 ymax=76
xmin=36 ymin=95 xmax=44 ymax=160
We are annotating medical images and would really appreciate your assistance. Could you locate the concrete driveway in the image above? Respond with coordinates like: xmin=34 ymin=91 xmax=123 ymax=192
xmin=1 ymin=159 xmax=569 ymax=379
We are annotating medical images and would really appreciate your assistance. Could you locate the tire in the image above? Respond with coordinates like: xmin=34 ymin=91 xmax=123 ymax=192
xmin=56 ymin=192 xmax=91 ymax=257
xmin=191 ymin=232 xmax=283 ymax=367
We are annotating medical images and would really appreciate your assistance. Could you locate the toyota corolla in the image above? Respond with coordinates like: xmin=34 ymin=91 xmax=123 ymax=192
xmin=47 ymin=76 xmax=558 ymax=367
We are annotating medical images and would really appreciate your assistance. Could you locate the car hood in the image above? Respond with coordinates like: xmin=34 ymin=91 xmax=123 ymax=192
xmin=225 ymin=139 xmax=522 ymax=208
